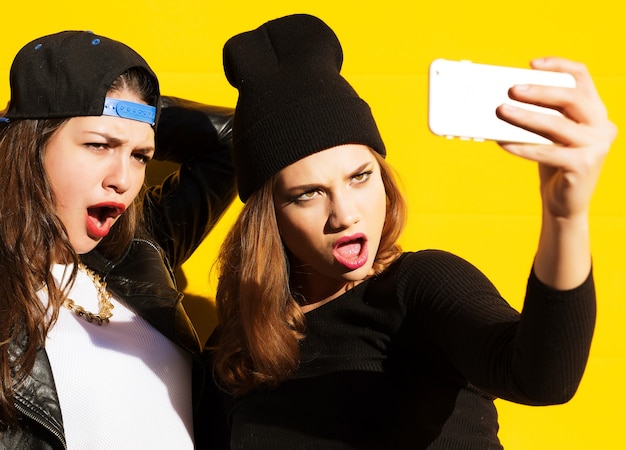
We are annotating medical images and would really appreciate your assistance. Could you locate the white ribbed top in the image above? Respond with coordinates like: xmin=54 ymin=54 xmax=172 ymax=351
xmin=44 ymin=264 xmax=194 ymax=449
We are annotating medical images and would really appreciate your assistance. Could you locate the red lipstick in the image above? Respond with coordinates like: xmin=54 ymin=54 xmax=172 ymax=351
xmin=86 ymin=202 xmax=126 ymax=239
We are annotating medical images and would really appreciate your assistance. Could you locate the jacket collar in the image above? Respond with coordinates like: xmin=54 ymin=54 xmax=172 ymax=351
xmin=81 ymin=239 xmax=202 ymax=355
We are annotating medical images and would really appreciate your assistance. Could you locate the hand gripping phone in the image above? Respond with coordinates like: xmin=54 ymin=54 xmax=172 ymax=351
xmin=427 ymin=59 xmax=576 ymax=144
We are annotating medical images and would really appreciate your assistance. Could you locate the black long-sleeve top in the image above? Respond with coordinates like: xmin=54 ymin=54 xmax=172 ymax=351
xmin=200 ymin=250 xmax=596 ymax=449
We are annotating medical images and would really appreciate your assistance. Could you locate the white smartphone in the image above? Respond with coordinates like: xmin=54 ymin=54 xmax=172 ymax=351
xmin=427 ymin=59 xmax=576 ymax=144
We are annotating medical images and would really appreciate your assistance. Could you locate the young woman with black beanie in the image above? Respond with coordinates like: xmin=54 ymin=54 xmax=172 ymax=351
xmin=199 ymin=13 xmax=616 ymax=449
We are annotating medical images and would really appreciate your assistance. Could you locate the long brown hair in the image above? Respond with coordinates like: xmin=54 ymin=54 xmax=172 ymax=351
xmin=213 ymin=151 xmax=407 ymax=395
xmin=0 ymin=67 xmax=158 ymax=426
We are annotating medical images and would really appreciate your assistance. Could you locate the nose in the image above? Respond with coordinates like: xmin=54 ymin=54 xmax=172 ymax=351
xmin=103 ymin=154 xmax=132 ymax=194
xmin=327 ymin=190 xmax=361 ymax=231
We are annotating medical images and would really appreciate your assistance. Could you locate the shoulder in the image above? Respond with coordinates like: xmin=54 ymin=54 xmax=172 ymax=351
xmin=365 ymin=249 xmax=475 ymax=303
xmin=372 ymin=249 xmax=473 ymax=287
xmin=388 ymin=250 xmax=499 ymax=306
xmin=396 ymin=249 xmax=480 ymax=276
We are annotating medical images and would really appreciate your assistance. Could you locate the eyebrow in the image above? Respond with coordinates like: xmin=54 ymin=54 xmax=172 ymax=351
xmin=134 ymin=146 xmax=156 ymax=156
xmin=84 ymin=130 xmax=155 ymax=154
xmin=352 ymin=161 xmax=373 ymax=175
xmin=282 ymin=160 xmax=374 ymax=194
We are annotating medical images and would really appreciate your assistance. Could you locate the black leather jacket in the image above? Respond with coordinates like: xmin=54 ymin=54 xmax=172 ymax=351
xmin=0 ymin=97 xmax=236 ymax=449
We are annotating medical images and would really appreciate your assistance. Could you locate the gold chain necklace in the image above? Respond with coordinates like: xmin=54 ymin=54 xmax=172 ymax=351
xmin=63 ymin=263 xmax=114 ymax=326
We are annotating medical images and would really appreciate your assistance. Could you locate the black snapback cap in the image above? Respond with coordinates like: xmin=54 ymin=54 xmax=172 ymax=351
xmin=2 ymin=30 xmax=159 ymax=125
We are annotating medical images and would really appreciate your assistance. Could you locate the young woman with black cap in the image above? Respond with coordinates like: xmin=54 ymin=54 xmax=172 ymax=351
xmin=200 ymin=14 xmax=617 ymax=449
xmin=0 ymin=31 xmax=235 ymax=448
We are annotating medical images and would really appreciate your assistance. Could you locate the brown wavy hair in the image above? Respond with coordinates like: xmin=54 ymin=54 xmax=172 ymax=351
xmin=213 ymin=150 xmax=407 ymax=395
xmin=0 ymin=67 xmax=158 ymax=426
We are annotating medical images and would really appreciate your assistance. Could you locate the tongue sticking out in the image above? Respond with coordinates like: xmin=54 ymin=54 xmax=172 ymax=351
xmin=333 ymin=239 xmax=368 ymax=270
xmin=86 ymin=207 xmax=116 ymax=239
xmin=335 ymin=242 xmax=362 ymax=259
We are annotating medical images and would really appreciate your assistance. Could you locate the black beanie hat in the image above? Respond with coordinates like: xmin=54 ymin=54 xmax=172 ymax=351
xmin=2 ymin=30 xmax=159 ymax=125
xmin=223 ymin=13 xmax=386 ymax=202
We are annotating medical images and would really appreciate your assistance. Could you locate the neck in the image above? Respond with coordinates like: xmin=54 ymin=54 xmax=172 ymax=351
xmin=291 ymin=271 xmax=356 ymax=313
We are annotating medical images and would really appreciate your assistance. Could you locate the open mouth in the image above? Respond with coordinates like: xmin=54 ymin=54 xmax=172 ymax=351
xmin=332 ymin=234 xmax=368 ymax=270
xmin=87 ymin=205 xmax=125 ymax=223
xmin=86 ymin=203 xmax=126 ymax=239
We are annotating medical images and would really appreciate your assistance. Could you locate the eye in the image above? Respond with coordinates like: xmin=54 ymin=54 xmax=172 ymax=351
xmin=86 ymin=142 xmax=108 ymax=151
xmin=294 ymin=189 xmax=320 ymax=202
xmin=352 ymin=171 xmax=372 ymax=183
xmin=132 ymin=152 xmax=152 ymax=165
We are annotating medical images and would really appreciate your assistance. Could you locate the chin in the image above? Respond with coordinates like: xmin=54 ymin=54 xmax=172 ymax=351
xmin=343 ymin=265 xmax=375 ymax=282
xmin=72 ymin=238 xmax=101 ymax=255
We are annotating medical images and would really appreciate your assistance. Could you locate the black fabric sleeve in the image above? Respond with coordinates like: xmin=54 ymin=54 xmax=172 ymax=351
xmin=397 ymin=250 xmax=596 ymax=405
xmin=193 ymin=333 xmax=231 ymax=450
xmin=143 ymin=96 xmax=237 ymax=269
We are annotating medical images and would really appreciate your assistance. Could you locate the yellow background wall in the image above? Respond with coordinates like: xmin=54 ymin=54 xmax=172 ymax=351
xmin=2 ymin=1 xmax=623 ymax=448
